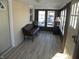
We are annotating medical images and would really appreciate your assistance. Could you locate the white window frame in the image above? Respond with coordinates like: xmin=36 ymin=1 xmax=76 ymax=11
xmin=70 ymin=2 xmax=79 ymax=29
xmin=0 ymin=1 xmax=6 ymax=11
xmin=60 ymin=9 xmax=67 ymax=35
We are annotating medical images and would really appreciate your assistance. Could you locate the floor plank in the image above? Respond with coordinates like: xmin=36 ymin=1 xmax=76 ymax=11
xmin=4 ymin=31 xmax=61 ymax=59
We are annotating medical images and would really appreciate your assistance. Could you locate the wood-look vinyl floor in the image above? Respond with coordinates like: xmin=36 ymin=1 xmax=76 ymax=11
xmin=4 ymin=31 xmax=61 ymax=59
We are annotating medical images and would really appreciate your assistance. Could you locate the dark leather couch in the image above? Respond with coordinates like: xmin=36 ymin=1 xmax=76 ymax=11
xmin=22 ymin=24 xmax=39 ymax=41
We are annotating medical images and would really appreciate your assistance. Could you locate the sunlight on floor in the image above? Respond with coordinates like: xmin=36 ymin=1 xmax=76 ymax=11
xmin=52 ymin=53 xmax=68 ymax=59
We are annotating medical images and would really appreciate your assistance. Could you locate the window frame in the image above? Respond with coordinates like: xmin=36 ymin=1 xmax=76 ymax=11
xmin=60 ymin=9 xmax=67 ymax=35
xmin=70 ymin=2 xmax=79 ymax=29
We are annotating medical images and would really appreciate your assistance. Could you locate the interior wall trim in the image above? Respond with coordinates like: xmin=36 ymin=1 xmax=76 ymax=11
xmin=8 ymin=0 xmax=15 ymax=47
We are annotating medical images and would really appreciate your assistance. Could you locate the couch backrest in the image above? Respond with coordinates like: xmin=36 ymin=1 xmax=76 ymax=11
xmin=24 ymin=24 xmax=34 ymax=31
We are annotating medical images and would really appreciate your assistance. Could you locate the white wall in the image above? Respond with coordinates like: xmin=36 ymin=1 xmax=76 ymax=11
xmin=0 ymin=0 xmax=12 ymax=54
xmin=12 ymin=0 xmax=31 ymax=46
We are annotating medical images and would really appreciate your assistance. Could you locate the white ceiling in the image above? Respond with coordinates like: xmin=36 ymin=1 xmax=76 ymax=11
xmin=18 ymin=0 xmax=71 ymax=9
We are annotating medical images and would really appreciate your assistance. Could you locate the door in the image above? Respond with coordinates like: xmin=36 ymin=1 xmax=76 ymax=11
xmin=38 ymin=11 xmax=46 ymax=27
xmin=73 ymin=28 xmax=79 ymax=59
xmin=0 ymin=0 xmax=12 ymax=54
xmin=38 ymin=10 xmax=55 ymax=28
xmin=64 ymin=2 xmax=79 ymax=59
xmin=47 ymin=11 xmax=55 ymax=27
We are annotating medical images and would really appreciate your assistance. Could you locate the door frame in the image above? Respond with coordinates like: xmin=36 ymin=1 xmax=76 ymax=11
xmin=60 ymin=2 xmax=71 ymax=53
xmin=8 ymin=0 xmax=15 ymax=47
xmin=35 ymin=9 xmax=57 ymax=31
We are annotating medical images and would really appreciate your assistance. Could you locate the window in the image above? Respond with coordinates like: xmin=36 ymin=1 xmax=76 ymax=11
xmin=70 ymin=2 xmax=79 ymax=29
xmin=0 ymin=1 xmax=6 ymax=10
xmin=60 ymin=9 xmax=67 ymax=35
xmin=38 ymin=11 xmax=45 ymax=27
xmin=38 ymin=10 xmax=55 ymax=27
xmin=47 ymin=11 xmax=55 ymax=27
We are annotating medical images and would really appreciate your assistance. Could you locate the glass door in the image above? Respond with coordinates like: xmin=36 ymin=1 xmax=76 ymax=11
xmin=47 ymin=11 xmax=55 ymax=27
xmin=38 ymin=11 xmax=45 ymax=27
xmin=38 ymin=10 xmax=55 ymax=28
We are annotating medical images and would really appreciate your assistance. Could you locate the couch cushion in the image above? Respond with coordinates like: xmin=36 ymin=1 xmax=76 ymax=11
xmin=30 ymin=27 xmax=39 ymax=35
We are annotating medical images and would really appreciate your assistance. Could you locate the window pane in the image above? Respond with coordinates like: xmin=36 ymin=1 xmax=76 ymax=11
xmin=74 ymin=16 xmax=78 ymax=29
xmin=64 ymin=18 xmax=66 ymax=26
xmin=47 ymin=11 xmax=55 ymax=27
xmin=64 ymin=9 xmax=67 ymax=26
xmin=74 ymin=3 xmax=77 ymax=15
xmin=61 ymin=11 xmax=63 ymax=15
xmin=72 ymin=16 xmax=75 ymax=27
xmin=65 ymin=9 xmax=67 ymax=17
xmin=76 ymin=2 xmax=79 ymax=15
xmin=60 ymin=9 xmax=67 ymax=35
xmin=70 ymin=2 xmax=79 ymax=29
xmin=70 ymin=16 xmax=73 ymax=26
xmin=71 ymin=4 xmax=74 ymax=15
xmin=61 ymin=11 xmax=64 ymax=16
xmin=38 ymin=11 xmax=45 ymax=27
xmin=62 ymin=10 xmax=64 ymax=15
